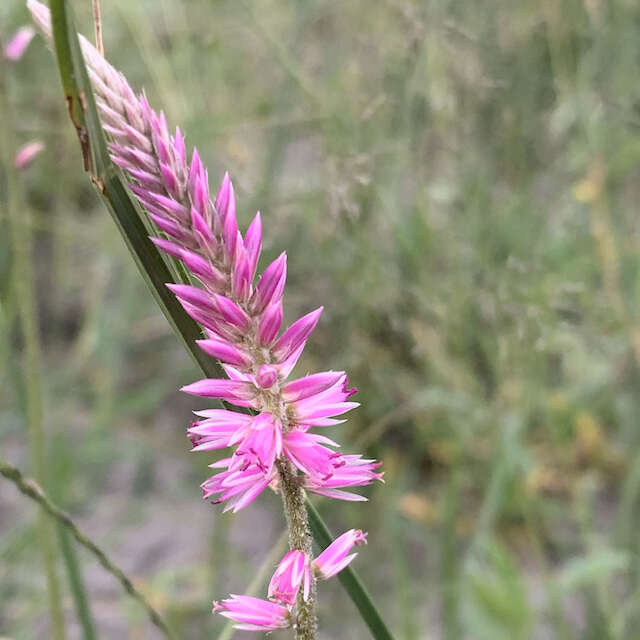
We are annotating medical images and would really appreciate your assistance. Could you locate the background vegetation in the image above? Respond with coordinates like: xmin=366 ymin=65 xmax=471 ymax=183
xmin=3 ymin=0 xmax=640 ymax=638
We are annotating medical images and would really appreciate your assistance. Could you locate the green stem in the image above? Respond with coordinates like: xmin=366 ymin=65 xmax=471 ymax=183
xmin=57 ymin=527 xmax=97 ymax=640
xmin=0 ymin=459 xmax=179 ymax=640
xmin=0 ymin=46 xmax=66 ymax=640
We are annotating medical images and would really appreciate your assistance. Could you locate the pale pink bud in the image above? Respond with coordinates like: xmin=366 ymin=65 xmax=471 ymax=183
xmin=14 ymin=140 xmax=44 ymax=170
xmin=256 ymin=364 xmax=277 ymax=389
xmin=4 ymin=26 xmax=35 ymax=61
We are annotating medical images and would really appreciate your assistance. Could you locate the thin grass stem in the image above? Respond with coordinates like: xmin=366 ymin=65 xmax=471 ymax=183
xmin=0 ymin=458 xmax=179 ymax=640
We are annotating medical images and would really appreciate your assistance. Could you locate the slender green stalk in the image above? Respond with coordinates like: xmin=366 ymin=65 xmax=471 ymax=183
xmin=51 ymin=437 xmax=97 ymax=640
xmin=0 ymin=459 xmax=179 ymax=640
xmin=0 ymin=47 xmax=66 ymax=640
xmin=57 ymin=527 xmax=97 ymax=640
xmin=44 ymin=2 xmax=395 ymax=637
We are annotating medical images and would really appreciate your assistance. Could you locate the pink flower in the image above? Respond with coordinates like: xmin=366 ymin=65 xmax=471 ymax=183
xmin=312 ymin=529 xmax=368 ymax=580
xmin=268 ymin=550 xmax=311 ymax=605
xmin=282 ymin=430 xmax=344 ymax=479
xmin=231 ymin=412 xmax=282 ymax=475
xmin=4 ymin=26 xmax=35 ymax=61
xmin=213 ymin=595 xmax=291 ymax=632
xmin=14 ymin=140 xmax=44 ymax=170
xmin=201 ymin=459 xmax=274 ymax=513
xmin=187 ymin=409 xmax=252 ymax=452
xmin=304 ymin=455 xmax=383 ymax=501
xmin=286 ymin=374 xmax=360 ymax=427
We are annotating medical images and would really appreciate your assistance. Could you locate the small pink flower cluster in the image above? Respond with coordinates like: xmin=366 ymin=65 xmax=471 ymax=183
xmin=215 ymin=530 xmax=367 ymax=631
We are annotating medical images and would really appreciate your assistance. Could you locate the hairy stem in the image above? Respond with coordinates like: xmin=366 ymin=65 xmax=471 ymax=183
xmin=0 ymin=459 xmax=179 ymax=640
xmin=277 ymin=459 xmax=318 ymax=639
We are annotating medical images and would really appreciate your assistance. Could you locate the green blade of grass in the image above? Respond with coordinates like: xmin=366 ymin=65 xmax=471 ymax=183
xmin=47 ymin=2 xmax=395 ymax=637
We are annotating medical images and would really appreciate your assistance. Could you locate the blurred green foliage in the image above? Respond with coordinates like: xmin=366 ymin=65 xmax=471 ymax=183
xmin=3 ymin=0 xmax=640 ymax=638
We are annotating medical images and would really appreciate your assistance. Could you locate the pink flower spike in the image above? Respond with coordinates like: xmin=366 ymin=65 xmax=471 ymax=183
xmin=4 ymin=26 xmax=35 ymax=61
xmin=181 ymin=379 xmax=256 ymax=407
xmin=14 ymin=140 xmax=44 ymax=170
xmin=213 ymin=595 xmax=291 ymax=632
xmin=312 ymin=529 xmax=368 ymax=581
xmin=273 ymin=307 xmax=323 ymax=362
xmin=268 ymin=550 xmax=311 ymax=605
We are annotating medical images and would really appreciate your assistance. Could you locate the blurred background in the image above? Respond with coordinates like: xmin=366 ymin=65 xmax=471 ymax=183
xmin=3 ymin=0 xmax=640 ymax=638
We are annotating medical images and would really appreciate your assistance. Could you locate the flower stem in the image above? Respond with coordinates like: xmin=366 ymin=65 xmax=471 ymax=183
xmin=276 ymin=458 xmax=318 ymax=640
